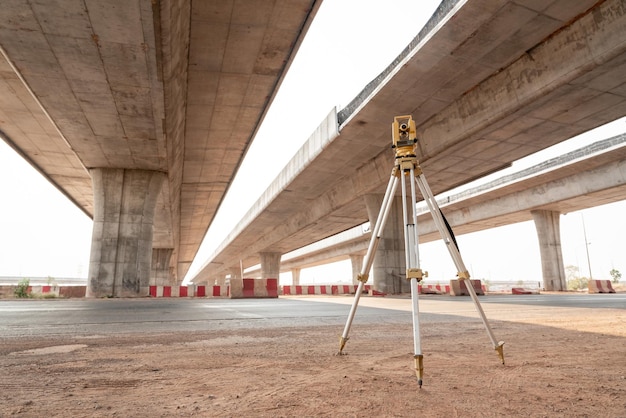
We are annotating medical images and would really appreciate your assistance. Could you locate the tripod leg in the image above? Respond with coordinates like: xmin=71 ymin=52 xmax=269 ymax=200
xmin=414 ymin=173 xmax=505 ymax=364
xmin=403 ymin=166 xmax=425 ymax=386
xmin=338 ymin=171 xmax=399 ymax=353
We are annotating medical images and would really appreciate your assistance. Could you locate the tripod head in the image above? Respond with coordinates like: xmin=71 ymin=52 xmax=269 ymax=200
xmin=391 ymin=115 xmax=417 ymax=159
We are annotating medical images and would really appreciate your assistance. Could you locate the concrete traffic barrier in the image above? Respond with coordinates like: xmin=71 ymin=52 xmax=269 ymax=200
xmin=282 ymin=284 xmax=370 ymax=295
xmin=419 ymin=284 xmax=450 ymax=294
xmin=28 ymin=285 xmax=60 ymax=297
xmin=149 ymin=285 xmax=228 ymax=298
xmin=229 ymin=278 xmax=278 ymax=298
xmin=196 ymin=286 xmax=206 ymax=297
xmin=512 ymin=287 xmax=539 ymax=295
xmin=588 ymin=280 xmax=616 ymax=293
xmin=450 ymin=279 xmax=485 ymax=296
xmin=59 ymin=286 xmax=86 ymax=298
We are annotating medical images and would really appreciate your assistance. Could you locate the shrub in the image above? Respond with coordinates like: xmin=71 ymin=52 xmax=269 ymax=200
xmin=14 ymin=278 xmax=30 ymax=298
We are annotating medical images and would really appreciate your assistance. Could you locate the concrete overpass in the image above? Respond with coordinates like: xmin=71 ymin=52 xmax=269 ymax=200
xmin=191 ymin=0 xmax=626 ymax=291
xmin=241 ymin=133 xmax=626 ymax=290
xmin=0 ymin=0 xmax=321 ymax=296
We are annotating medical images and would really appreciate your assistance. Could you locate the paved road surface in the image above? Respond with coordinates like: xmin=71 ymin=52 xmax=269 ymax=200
xmin=1 ymin=294 xmax=623 ymax=339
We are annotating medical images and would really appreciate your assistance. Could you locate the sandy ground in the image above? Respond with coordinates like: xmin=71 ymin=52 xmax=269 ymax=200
xmin=0 ymin=301 xmax=625 ymax=417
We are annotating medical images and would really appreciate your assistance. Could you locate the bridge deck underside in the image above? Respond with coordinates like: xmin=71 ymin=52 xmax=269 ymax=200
xmin=196 ymin=0 xmax=626 ymax=280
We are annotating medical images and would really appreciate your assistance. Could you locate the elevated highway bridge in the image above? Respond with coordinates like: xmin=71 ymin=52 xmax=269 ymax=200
xmin=191 ymin=0 xmax=626 ymax=292
xmin=0 ymin=0 xmax=321 ymax=296
xmin=239 ymin=133 xmax=626 ymax=290
xmin=1 ymin=0 xmax=625 ymax=296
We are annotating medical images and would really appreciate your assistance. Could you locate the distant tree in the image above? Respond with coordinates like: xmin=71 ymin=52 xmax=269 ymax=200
xmin=609 ymin=269 xmax=621 ymax=284
xmin=565 ymin=265 xmax=579 ymax=281
xmin=565 ymin=266 xmax=588 ymax=290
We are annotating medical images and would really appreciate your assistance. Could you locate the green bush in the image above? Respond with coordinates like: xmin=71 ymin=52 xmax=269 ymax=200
xmin=14 ymin=278 xmax=30 ymax=298
xmin=567 ymin=276 xmax=589 ymax=291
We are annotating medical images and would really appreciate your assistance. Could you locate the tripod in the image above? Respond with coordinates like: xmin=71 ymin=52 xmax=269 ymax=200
xmin=338 ymin=115 xmax=504 ymax=387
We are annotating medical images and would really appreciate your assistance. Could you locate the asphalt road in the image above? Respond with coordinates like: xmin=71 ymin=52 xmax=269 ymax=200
xmin=0 ymin=293 xmax=623 ymax=339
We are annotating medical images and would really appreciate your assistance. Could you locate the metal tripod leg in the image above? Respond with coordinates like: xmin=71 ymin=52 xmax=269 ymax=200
xmin=339 ymin=165 xmax=426 ymax=386
xmin=338 ymin=169 xmax=399 ymax=353
xmin=402 ymin=165 xmax=425 ymax=386
xmin=414 ymin=172 xmax=505 ymax=364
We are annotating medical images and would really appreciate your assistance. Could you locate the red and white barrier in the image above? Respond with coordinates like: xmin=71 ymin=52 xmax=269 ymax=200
xmin=149 ymin=285 xmax=230 ymax=298
xmin=512 ymin=287 xmax=539 ymax=295
xmin=28 ymin=285 xmax=60 ymax=297
xmin=228 ymin=278 xmax=278 ymax=298
xmin=449 ymin=279 xmax=485 ymax=296
xmin=419 ymin=284 xmax=451 ymax=294
xmin=281 ymin=284 xmax=370 ymax=295
xmin=588 ymin=280 xmax=616 ymax=293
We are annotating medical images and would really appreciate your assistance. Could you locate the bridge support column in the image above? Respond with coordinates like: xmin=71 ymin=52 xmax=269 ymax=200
xmin=151 ymin=248 xmax=174 ymax=286
xmin=87 ymin=168 xmax=165 ymax=298
xmin=228 ymin=266 xmax=241 ymax=285
xmin=291 ymin=268 xmax=301 ymax=285
xmin=260 ymin=252 xmax=281 ymax=282
xmin=364 ymin=194 xmax=409 ymax=294
xmin=349 ymin=254 xmax=364 ymax=285
xmin=531 ymin=210 xmax=567 ymax=291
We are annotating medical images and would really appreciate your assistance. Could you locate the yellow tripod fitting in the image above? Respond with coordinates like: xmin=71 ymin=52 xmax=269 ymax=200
xmin=406 ymin=268 xmax=427 ymax=281
xmin=414 ymin=354 xmax=424 ymax=388
xmin=495 ymin=341 xmax=505 ymax=364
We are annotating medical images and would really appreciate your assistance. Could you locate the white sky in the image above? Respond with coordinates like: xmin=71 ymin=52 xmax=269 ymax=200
xmin=0 ymin=0 xmax=625 ymax=285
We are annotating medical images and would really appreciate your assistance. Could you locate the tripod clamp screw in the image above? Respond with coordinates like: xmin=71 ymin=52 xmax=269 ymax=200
xmin=406 ymin=268 xmax=427 ymax=281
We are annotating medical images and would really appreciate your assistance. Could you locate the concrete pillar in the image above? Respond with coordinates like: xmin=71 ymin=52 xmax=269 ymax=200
xmin=364 ymin=194 xmax=410 ymax=294
xmin=260 ymin=252 xmax=281 ymax=281
xmin=87 ymin=168 xmax=165 ymax=297
xmin=228 ymin=265 xmax=241 ymax=285
xmin=291 ymin=268 xmax=301 ymax=285
xmin=151 ymin=248 xmax=174 ymax=286
xmin=531 ymin=210 xmax=567 ymax=291
xmin=349 ymin=254 xmax=364 ymax=285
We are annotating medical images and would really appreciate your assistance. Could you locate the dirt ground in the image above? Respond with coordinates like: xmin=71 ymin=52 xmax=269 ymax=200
xmin=1 ymin=302 xmax=625 ymax=417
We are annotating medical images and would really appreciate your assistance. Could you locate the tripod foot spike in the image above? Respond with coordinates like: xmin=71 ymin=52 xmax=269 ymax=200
xmin=495 ymin=341 xmax=505 ymax=364
xmin=338 ymin=336 xmax=349 ymax=355
xmin=414 ymin=354 xmax=424 ymax=388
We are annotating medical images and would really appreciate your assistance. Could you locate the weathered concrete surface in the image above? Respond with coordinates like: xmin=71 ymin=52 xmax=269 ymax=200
xmin=193 ymin=0 xmax=626 ymax=283
xmin=87 ymin=168 xmax=165 ymax=298
xmin=260 ymin=252 xmax=281 ymax=281
xmin=531 ymin=210 xmax=567 ymax=291
xmin=364 ymin=194 xmax=410 ymax=294
xmin=0 ymin=0 xmax=321 ymax=289
xmin=151 ymin=248 xmax=174 ymax=286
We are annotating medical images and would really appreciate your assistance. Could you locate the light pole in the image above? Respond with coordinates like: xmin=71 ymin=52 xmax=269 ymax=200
xmin=582 ymin=214 xmax=592 ymax=280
